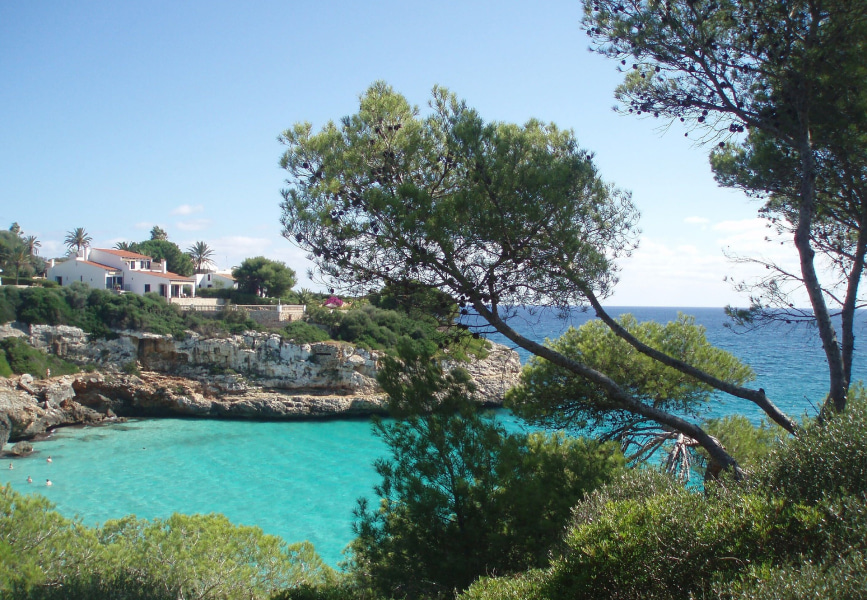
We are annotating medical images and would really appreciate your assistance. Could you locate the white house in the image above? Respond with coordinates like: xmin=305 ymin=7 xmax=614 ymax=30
xmin=48 ymin=248 xmax=196 ymax=300
xmin=195 ymin=270 xmax=237 ymax=290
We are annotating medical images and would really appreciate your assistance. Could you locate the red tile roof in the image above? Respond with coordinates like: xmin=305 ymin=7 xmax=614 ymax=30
xmin=80 ymin=260 xmax=121 ymax=272
xmin=95 ymin=248 xmax=152 ymax=260
xmin=139 ymin=270 xmax=195 ymax=282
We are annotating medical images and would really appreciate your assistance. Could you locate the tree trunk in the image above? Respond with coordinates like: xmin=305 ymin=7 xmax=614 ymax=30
xmin=581 ymin=287 xmax=798 ymax=434
xmin=795 ymin=135 xmax=848 ymax=412
xmin=839 ymin=202 xmax=867 ymax=389
xmin=473 ymin=302 xmax=744 ymax=478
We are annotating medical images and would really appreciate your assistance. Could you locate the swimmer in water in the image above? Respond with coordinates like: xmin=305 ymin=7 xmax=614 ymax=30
xmin=27 ymin=476 xmax=32 ymax=483
xmin=46 ymin=456 xmax=52 ymax=463
xmin=46 ymin=479 xmax=52 ymax=486
xmin=8 ymin=463 xmax=12 ymax=469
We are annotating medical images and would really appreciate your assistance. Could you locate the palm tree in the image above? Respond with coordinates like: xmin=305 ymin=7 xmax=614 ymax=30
xmin=8 ymin=246 xmax=29 ymax=284
xmin=64 ymin=227 xmax=92 ymax=255
xmin=114 ymin=241 xmax=135 ymax=251
xmin=23 ymin=235 xmax=40 ymax=256
xmin=187 ymin=241 xmax=215 ymax=273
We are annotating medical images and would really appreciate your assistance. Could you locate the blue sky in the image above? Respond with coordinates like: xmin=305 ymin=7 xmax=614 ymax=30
xmin=0 ymin=0 xmax=799 ymax=306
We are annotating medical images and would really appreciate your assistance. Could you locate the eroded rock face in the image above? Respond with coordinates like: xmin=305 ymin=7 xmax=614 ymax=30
xmin=0 ymin=376 xmax=108 ymax=451
xmin=0 ymin=323 xmax=522 ymax=448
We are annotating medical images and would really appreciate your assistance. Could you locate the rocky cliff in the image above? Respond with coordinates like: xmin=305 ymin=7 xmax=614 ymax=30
xmin=0 ymin=323 xmax=522 ymax=450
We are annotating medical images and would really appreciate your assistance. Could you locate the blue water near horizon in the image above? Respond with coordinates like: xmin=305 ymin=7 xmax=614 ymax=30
xmin=3 ymin=306 xmax=866 ymax=567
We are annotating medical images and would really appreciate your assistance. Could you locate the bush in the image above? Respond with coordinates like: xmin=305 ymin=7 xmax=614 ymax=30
xmin=713 ymin=551 xmax=867 ymax=600
xmin=758 ymin=385 xmax=867 ymax=503
xmin=349 ymin=344 xmax=625 ymax=599
xmin=0 ymin=338 xmax=80 ymax=378
xmin=283 ymin=321 xmax=330 ymax=344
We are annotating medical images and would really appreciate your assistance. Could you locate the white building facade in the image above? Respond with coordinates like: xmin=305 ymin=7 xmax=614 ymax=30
xmin=48 ymin=248 xmax=195 ymax=299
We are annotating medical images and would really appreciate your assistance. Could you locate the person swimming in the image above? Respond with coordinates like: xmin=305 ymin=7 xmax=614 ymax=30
xmin=27 ymin=476 xmax=32 ymax=483
xmin=7 ymin=463 xmax=12 ymax=470
xmin=46 ymin=479 xmax=52 ymax=486
xmin=46 ymin=456 xmax=52 ymax=463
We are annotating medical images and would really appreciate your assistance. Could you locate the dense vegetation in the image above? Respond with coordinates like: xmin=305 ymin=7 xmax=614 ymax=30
xmin=0 ymin=337 xmax=81 ymax=379
xmin=0 ymin=283 xmax=257 ymax=340
xmin=0 ymin=490 xmax=336 ymax=600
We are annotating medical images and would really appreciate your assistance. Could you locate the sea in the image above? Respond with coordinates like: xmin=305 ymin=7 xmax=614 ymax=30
xmin=2 ymin=307 xmax=866 ymax=567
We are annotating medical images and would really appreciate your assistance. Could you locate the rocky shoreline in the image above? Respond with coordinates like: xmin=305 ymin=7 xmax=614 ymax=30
xmin=0 ymin=323 xmax=522 ymax=451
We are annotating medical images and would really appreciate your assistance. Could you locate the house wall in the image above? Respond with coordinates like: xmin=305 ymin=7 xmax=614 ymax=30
xmin=195 ymin=272 xmax=236 ymax=289
xmin=47 ymin=259 xmax=111 ymax=289
xmin=124 ymin=271 xmax=195 ymax=298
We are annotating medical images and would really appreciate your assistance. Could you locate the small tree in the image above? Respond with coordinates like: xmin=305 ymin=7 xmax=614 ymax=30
xmin=278 ymin=82 xmax=790 ymax=472
xmin=149 ymin=226 xmax=168 ymax=241
xmin=132 ymin=240 xmax=194 ymax=277
xmin=582 ymin=0 xmax=867 ymax=412
xmin=350 ymin=340 xmax=625 ymax=599
xmin=232 ymin=256 xmax=297 ymax=298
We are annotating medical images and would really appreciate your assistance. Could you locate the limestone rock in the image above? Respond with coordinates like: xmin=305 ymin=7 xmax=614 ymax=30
xmin=9 ymin=441 xmax=33 ymax=456
xmin=0 ymin=322 xmax=523 ymax=442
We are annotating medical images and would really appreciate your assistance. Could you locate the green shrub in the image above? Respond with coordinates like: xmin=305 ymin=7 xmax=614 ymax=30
xmin=0 ymin=338 xmax=79 ymax=378
xmin=758 ymin=385 xmax=867 ymax=502
xmin=0 ymin=353 xmax=12 ymax=378
xmin=15 ymin=287 xmax=75 ymax=326
xmin=121 ymin=361 xmax=140 ymax=376
xmin=283 ymin=321 xmax=330 ymax=344
xmin=698 ymin=414 xmax=782 ymax=476
xmin=9 ymin=571 xmax=179 ymax=600
xmin=713 ymin=551 xmax=867 ymax=600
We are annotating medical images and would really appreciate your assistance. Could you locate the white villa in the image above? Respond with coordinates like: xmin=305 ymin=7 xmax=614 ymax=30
xmin=195 ymin=270 xmax=237 ymax=290
xmin=47 ymin=248 xmax=196 ymax=299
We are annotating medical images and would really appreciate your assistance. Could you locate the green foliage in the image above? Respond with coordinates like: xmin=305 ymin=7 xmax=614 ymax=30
xmin=0 ymin=353 xmax=12 ymax=377
xmin=758 ymin=384 xmax=867 ymax=503
xmin=14 ymin=287 xmax=76 ymax=326
xmin=713 ymin=551 xmax=867 ymax=600
xmin=349 ymin=343 xmax=624 ymax=599
xmin=460 ymin=397 xmax=867 ymax=600
xmin=305 ymin=303 xmax=488 ymax=359
xmin=0 ymin=484 xmax=334 ymax=599
xmin=0 ymin=484 xmax=100 ymax=591
xmin=97 ymin=513 xmax=335 ymax=599
xmin=233 ymin=256 xmax=297 ymax=298
xmin=368 ymin=281 xmax=457 ymax=322
xmin=132 ymin=239 xmax=195 ymax=277
xmin=507 ymin=314 xmax=753 ymax=457
xmin=0 ymin=338 xmax=80 ymax=378
xmin=283 ymin=320 xmax=330 ymax=344
xmin=700 ymin=415 xmax=782 ymax=475
xmin=9 ymin=571 xmax=179 ymax=600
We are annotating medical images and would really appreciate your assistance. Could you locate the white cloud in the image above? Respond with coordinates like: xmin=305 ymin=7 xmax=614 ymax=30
xmin=175 ymin=218 xmax=212 ymax=232
xmin=684 ymin=216 xmax=710 ymax=225
xmin=171 ymin=204 xmax=204 ymax=216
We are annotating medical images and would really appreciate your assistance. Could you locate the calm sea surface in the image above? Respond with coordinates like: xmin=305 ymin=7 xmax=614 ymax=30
xmin=3 ymin=307 xmax=866 ymax=566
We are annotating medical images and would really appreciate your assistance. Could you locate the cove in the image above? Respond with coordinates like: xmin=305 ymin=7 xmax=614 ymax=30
xmin=1 ymin=417 xmax=390 ymax=567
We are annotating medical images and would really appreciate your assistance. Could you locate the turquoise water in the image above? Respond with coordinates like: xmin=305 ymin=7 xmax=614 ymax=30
xmin=3 ymin=306 xmax=867 ymax=567
xmin=1 ymin=418 xmax=386 ymax=567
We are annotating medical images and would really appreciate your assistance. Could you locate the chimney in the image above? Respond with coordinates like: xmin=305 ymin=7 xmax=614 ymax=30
xmin=162 ymin=261 xmax=167 ymax=274
xmin=50 ymin=259 xmax=55 ymax=268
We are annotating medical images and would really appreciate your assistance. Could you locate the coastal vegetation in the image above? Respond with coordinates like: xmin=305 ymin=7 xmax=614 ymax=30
xmin=2 ymin=1 xmax=866 ymax=598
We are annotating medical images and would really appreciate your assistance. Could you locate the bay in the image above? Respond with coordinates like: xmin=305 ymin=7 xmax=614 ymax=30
xmin=3 ymin=306 xmax=866 ymax=567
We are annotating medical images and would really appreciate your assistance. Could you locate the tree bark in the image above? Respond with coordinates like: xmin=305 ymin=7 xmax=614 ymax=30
xmin=795 ymin=135 xmax=848 ymax=412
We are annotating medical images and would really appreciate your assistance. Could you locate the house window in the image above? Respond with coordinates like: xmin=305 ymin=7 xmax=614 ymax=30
xmin=144 ymin=284 xmax=151 ymax=293
xmin=55 ymin=277 xmax=62 ymax=284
